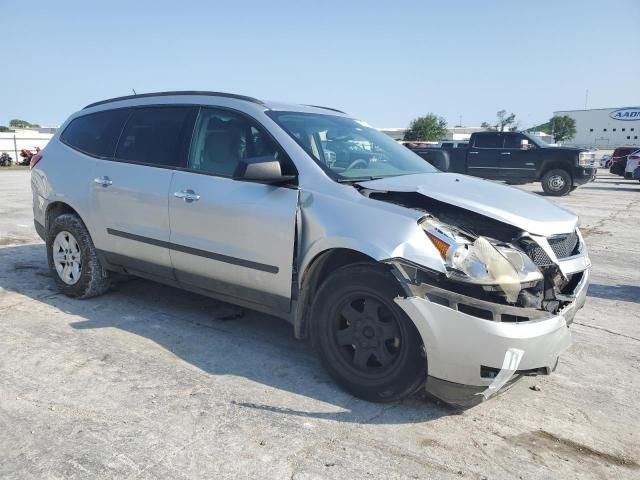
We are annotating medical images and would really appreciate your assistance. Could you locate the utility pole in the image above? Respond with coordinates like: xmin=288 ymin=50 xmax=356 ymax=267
xmin=584 ymin=89 xmax=589 ymax=110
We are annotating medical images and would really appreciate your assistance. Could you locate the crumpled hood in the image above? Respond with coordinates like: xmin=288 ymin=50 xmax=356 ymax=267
xmin=358 ymin=173 xmax=578 ymax=237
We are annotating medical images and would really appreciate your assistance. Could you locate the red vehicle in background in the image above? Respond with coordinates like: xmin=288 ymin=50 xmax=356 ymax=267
xmin=18 ymin=147 xmax=41 ymax=166
xmin=609 ymin=146 xmax=638 ymax=176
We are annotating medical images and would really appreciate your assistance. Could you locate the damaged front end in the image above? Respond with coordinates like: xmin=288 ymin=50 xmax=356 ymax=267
xmin=369 ymin=191 xmax=591 ymax=407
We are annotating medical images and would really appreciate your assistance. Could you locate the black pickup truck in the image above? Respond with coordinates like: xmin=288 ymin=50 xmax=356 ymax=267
xmin=411 ymin=132 xmax=597 ymax=196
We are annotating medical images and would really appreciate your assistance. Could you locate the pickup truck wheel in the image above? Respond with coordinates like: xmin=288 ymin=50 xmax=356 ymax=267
xmin=47 ymin=213 xmax=111 ymax=299
xmin=311 ymin=264 xmax=426 ymax=402
xmin=542 ymin=169 xmax=572 ymax=196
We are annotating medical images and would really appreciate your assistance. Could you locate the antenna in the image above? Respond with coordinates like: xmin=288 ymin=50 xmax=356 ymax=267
xmin=132 ymin=88 xmax=137 ymax=95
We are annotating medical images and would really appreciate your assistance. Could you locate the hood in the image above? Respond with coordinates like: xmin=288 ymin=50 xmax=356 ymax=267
xmin=357 ymin=173 xmax=577 ymax=237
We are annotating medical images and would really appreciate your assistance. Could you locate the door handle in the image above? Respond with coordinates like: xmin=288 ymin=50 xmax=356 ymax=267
xmin=174 ymin=189 xmax=200 ymax=203
xmin=501 ymin=152 xmax=511 ymax=155
xmin=94 ymin=176 xmax=113 ymax=187
xmin=468 ymin=151 xmax=479 ymax=155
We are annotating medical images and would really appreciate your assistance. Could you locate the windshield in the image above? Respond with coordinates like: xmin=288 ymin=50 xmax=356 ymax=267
xmin=266 ymin=111 xmax=437 ymax=181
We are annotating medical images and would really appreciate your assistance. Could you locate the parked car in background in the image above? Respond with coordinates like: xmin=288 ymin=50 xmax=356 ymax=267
xmin=0 ymin=152 xmax=12 ymax=166
xmin=400 ymin=140 xmax=437 ymax=149
xmin=599 ymin=154 xmax=612 ymax=168
xmin=624 ymin=149 xmax=640 ymax=179
xmin=609 ymin=146 xmax=638 ymax=176
xmin=30 ymin=91 xmax=591 ymax=407
xmin=409 ymin=131 xmax=597 ymax=196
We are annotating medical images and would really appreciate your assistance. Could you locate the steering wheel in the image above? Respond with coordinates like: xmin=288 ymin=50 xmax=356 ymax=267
xmin=346 ymin=159 xmax=368 ymax=170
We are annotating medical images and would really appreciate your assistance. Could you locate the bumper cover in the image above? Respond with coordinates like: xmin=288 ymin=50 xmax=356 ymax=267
xmin=573 ymin=167 xmax=597 ymax=185
xmin=394 ymin=267 xmax=589 ymax=406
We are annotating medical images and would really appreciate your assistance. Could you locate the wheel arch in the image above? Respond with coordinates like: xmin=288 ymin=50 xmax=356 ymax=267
xmin=540 ymin=161 xmax=573 ymax=182
xmin=293 ymin=247 xmax=404 ymax=340
xmin=45 ymin=201 xmax=81 ymax=231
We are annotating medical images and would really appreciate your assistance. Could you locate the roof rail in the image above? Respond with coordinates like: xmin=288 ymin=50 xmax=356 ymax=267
xmin=84 ymin=91 xmax=264 ymax=110
xmin=303 ymin=104 xmax=347 ymax=114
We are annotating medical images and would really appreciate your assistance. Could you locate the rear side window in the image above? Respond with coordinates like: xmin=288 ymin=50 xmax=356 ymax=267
xmin=61 ymin=109 xmax=130 ymax=157
xmin=474 ymin=134 xmax=503 ymax=148
xmin=115 ymin=107 xmax=194 ymax=167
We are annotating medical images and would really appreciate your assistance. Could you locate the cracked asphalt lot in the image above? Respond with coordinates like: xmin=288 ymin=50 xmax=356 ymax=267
xmin=0 ymin=168 xmax=639 ymax=479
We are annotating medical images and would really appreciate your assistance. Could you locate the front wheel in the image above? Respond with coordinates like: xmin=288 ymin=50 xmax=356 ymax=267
xmin=311 ymin=263 xmax=427 ymax=402
xmin=542 ymin=168 xmax=572 ymax=196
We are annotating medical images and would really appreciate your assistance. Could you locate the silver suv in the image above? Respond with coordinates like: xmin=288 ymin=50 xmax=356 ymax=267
xmin=31 ymin=91 xmax=591 ymax=406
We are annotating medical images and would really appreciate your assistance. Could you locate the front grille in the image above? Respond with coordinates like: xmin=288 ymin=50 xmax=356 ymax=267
xmin=548 ymin=232 xmax=579 ymax=258
xmin=523 ymin=243 xmax=554 ymax=266
xmin=521 ymin=231 xmax=579 ymax=266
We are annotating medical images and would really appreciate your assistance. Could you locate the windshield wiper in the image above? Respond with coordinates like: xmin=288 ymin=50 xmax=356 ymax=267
xmin=336 ymin=176 xmax=384 ymax=183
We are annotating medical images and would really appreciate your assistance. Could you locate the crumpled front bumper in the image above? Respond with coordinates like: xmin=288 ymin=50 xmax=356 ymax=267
xmin=393 ymin=266 xmax=590 ymax=407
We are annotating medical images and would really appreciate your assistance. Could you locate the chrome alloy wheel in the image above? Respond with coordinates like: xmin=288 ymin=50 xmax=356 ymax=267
xmin=549 ymin=174 xmax=566 ymax=191
xmin=52 ymin=230 xmax=82 ymax=285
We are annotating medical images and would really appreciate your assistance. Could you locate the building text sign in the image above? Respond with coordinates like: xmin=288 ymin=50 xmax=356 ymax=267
xmin=610 ymin=108 xmax=640 ymax=121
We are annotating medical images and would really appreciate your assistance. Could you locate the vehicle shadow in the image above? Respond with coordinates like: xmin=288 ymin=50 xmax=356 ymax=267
xmin=588 ymin=283 xmax=640 ymax=304
xmin=0 ymin=243 xmax=457 ymax=425
xmin=581 ymin=186 xmax=640 ymax=192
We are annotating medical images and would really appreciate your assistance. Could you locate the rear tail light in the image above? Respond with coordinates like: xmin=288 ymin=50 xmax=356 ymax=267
xmin=629 ymin=155 xmax=640 ymax=160
xmin=30 ymin=153 xmax=43 ymax=169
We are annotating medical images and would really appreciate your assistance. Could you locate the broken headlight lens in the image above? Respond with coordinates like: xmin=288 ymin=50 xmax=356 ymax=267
xmin=424 ymin=219 xmax=542 ymax=302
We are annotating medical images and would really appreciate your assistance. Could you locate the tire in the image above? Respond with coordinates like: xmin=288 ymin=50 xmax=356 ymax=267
xmin=311 ymin=263 xmax=427 ymax=402
xmin=541 ymin=168 xmax=572 ymax=196
xmin=46 ymin=213 xmax=110 ymax=298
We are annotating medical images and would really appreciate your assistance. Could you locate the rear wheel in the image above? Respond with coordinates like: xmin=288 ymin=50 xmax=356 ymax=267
xmin=542 ymin=168 xmax=572 ymax=196
xmin=47 ymin=214 xmax=110 ymax=298
xmin=311 ymin=263 xmax=426 ymax=402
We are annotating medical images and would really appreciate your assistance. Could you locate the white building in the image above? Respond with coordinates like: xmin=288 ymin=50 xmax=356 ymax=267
xmin=553 ymin=106 xmax=640 ymax=148
xmin=0 ymin=127 xmax=57 ymax=163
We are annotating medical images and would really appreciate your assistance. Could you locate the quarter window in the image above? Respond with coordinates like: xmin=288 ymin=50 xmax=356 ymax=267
xmin=188 ymin=108 xmax=286 ymax=177
xmin=61 ymin=109 xmax=130 ymax=157
xmin=474 ymin=134 xmax=503 ymax=148
xmin=115 ymin=107 xmax=194 ymax=167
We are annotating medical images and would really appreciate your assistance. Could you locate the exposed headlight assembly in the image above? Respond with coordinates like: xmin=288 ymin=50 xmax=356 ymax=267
xmin=423 ymin=218 xmax=542 ymax=303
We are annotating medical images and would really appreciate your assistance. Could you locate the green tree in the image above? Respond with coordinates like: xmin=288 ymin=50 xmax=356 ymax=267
xmin=482 ymin=110 xmax=518 ymax=132
xmin=404 ymin=114 xmax=448 ymax=141
xmin=9 ymin=119 xmax=40 ymax=129
xmin=0 ymin=125 xmax=15 ymax=132
xmin=549 ymin=115 xmax=576 ymax=143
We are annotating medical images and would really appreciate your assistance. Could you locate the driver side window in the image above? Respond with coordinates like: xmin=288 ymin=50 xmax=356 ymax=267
xmin=188 ymin=108 xmax=283 ymax=177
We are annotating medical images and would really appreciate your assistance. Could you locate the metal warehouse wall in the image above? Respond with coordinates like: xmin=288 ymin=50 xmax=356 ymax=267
xmin=554 ymin=107 xmax=640 ymax=148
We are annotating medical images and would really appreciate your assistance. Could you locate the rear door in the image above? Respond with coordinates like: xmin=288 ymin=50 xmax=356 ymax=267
xmin=91 ymin=106 xmax=197 ymax=280
xmin=168 ymin=107 xmax=299 ymax=312
xmin=467 ymin=133 xmax=503 ymax=178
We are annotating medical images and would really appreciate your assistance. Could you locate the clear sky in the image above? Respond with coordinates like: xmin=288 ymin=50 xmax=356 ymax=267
xmin=1 ymin=0 xmax=638 ymax=130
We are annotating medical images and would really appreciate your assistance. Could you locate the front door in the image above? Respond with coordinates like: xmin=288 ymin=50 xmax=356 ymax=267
xmin=468 ymin=133 xmax=503 ymax=179
xmin=92 ymin=106 xmax=197 ymax=280
xmin=500 ymin=133 xmax=537 ymax=178
xmin=168 ymin=107 xmax=299 ymax=312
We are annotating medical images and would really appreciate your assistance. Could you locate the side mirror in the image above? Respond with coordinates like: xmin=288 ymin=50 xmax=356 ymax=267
xmin=520 ymin=139 xmax=532 ymax=150
xmin=234 ymin=156 xmax=297 ymax=185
